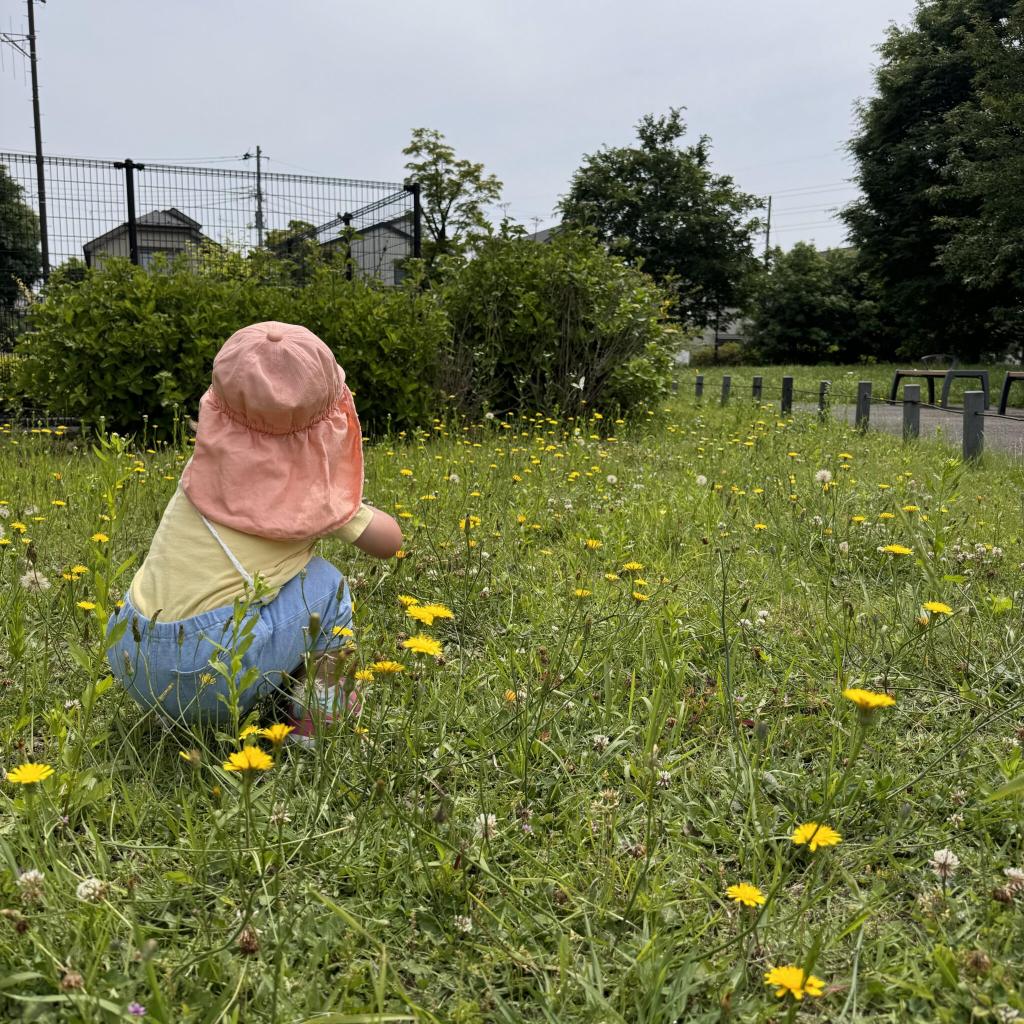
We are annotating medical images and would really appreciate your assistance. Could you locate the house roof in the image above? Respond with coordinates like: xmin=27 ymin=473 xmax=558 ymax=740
xmin=314 ymin=211 xmax=414 ymax=248
xmin=83 ymin=207 xmax=204 ymax=252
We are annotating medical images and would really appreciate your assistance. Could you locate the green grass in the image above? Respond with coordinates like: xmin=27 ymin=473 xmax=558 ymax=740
xmin=684 ymin=362 xmax=1024 ymax=410
xmin=2 ymin=399 xmax=1024 ymax=1022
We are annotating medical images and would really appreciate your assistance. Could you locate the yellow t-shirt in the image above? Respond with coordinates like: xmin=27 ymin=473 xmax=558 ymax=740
xmin=128 ymin=485 xmax=374 ymax=621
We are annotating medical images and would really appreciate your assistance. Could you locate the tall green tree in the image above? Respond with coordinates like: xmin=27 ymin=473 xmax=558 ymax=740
xmin=842 ymin=0 xmax=1021 ymax=359
xmin=559 ymin=109 xmax=762 ymax=329
xmin=748 ymin=243 xmax=883 ymax=364
xmin=937 ymin=5 xmax=1024 ymax=342
xmin=403 ymin=128 xmax=503 ymax=274
xmin=0 ymin=165 xmax=42 ymax=342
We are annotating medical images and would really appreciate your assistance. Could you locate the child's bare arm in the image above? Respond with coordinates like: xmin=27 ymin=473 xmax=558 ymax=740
xmin=353 ymin=505 xmax=404 ymax=558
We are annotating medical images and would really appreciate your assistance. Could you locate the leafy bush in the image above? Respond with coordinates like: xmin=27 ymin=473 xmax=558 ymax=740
xmin=440 ymin=230 xmax=670 ymax=416
xmin=689 ymin=342 xmax=747 ymax=367
xmin=14 ymin=256 xmax=448 ymax=434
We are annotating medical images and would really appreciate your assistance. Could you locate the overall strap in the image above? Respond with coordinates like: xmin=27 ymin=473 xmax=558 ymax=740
xmin=199 ymin=515 xmax=255 ymax=588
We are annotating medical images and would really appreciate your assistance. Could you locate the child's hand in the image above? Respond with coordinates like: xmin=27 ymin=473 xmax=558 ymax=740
xmin=353 ymin=506 xmax=403 ymax=558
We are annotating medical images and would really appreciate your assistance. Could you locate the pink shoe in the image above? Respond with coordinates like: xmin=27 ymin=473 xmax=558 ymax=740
xmin=288 ymin=685 xmax=361 ymax=747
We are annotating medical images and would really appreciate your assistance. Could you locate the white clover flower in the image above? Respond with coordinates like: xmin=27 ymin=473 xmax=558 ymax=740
xmin=454 ymin=914 xmax=473 ymax=933
xmin=738 ymin=618 xmax=753 ymax=629
xmin=757 ymin=609 xmax=770 ymax=620
xmin=929 ymin=848 xmax=959 ymax=880
xmin=75 ymin=877 xmax=108 ymax=904
xmin=474 ymin=813 xmax=497 ymax=840
xmin=483 ymin=412 xmax=495 ymax=420
xmin=16 ymin=869 xmax=45 ymax=903
xmin=656 ymin=770 xmax=671 ymax=789
xmin=591 ymin=734 xmax=611 ymax=753
xmin=812 ymin=516 xmax=824 ymax=527
xmin=0 ymin=506 xmax=9 ymax=518
xmin=838 ymin=541 xmax=849 ymax=555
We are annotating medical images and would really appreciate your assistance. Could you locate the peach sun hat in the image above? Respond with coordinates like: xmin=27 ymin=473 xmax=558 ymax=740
xmin=181 ymin=321 xmax=363 ymax=540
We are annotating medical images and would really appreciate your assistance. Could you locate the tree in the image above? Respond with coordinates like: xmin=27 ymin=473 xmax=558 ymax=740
xmin=937 ymin=5 xmax=1024 ymax=345
xmin=842 ymin=0 xmax=1021 ymax=360
xmin=402 ymin=128 xmax=503 ymax=274
xmin=747 ymin=243 xmax=883 ymax=364
xmin=263 ymin=219 xmax=323 ymax=284
xmin=0 ymin=165 xmax=42 ymax=344
xmin=559 ymin=109 xmax=762 ymax=329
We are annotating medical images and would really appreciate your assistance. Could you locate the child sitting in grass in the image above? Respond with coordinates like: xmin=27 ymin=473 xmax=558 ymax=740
xmin=106 ymin=321 xmax=403 ymax=741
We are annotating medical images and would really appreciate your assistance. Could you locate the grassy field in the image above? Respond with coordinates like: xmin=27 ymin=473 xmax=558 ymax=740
xmin=2 ymin=398 xmax=1024 ymax=1022
xmin=682 ymin=363 xmax=1024 ymax=411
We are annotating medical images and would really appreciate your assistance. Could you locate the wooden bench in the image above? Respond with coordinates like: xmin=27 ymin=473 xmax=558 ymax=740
xmin=998 ymin=371 xmax=1024 ymax=415
xmin=890 ymin=368 xmax=990 ymax=409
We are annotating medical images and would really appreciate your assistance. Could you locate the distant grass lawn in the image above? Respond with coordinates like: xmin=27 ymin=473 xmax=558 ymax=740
xmin=684 ymin=362 xmax=1024 ymax=409
xmin=2 ymin=401 xmax=1024 ymax=1021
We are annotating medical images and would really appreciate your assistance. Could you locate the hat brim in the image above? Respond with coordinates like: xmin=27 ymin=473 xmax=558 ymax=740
xmin=181 ymin=380 xmax=363 ymax=541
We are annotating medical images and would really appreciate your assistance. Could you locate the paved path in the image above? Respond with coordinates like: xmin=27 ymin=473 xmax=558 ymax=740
xmin=800 ymin=403 xmax=1024 ymax=458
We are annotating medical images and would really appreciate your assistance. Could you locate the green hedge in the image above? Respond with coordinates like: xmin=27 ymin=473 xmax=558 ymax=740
xmin=13 ymin=258 xmax=448 ymax=434
xmin=440 ymin=230 xmax=675 ymax=416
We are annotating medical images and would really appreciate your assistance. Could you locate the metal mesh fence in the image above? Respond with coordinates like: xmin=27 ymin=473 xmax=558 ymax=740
xmin=0 ymin=151 xmax=420 ymax=344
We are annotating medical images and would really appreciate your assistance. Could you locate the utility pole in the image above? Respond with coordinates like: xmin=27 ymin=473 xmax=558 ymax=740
xmin=763 ymin=194 xmax=772 ymax=266
xmin=27 ymin=0 xmax=49 ymax=280
xmin=244 ymin=146 xmax=265 ymax=246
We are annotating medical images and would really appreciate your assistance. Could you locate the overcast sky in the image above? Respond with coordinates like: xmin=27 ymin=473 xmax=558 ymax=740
xmin=1 ymin=0 xmax=916 ymax=253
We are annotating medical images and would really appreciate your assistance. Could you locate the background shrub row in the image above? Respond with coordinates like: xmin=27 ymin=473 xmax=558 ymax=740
xmin=9 ymin=232 xmax=679 ymax=434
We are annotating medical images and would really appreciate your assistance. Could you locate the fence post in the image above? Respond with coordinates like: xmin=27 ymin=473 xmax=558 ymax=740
xmin=818 ymin=380 xmax=830 ymax=419
xmin=963 ymin=390 xmax=984 ymax=461
xmin=341 ymin=212 xmax=354 ymax=282
xmin=721 ymin=375 xmax=731 ymax=405
xmin=407 ymin=180 xmax=423 ymax=259
xmin=114 ymin=158 xmax=145 ymax=265
xmin=695 ymin=374 xmax=704 ymax=400
xmin=856 ymin=381 xmax=872 ymax=431
xmin=903 ymin=383 xmax=920 ymax=441
xmin=752 ymin=375 xmax=762 ymax=401
xmin=781 ymin=376 xmax=793 ymax=415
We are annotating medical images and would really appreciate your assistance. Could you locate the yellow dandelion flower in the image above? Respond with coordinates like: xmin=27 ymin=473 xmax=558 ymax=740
xmin=842 ymin=687 xmax=896 ymax=710
xmin=354 ymin=669 xmax=374 ymax=683
xmin=222 ymin=746 xmax=273 ymax=773
xmin=604 ymin=572 xmax=620 ymax=581
xmin=399 ymin=468 xmax=414 ymax=476
xmin=878 ymin=511 xmax=895 ymax=520
xmin=622 ymin=561 xmax=644 ymax=572
xmin=239 ymin=724 xmax=262 ymax=739
xmin=420 ymin=603 xmax=453 ymax=622
xmin=71 ymin=564 xmax=88 ymax=575
xmin=791 ymin=822 xmax=842 ymax=851
xmin=76 ymin=600 xmax=96 ymax=612
xmin=332 ymin=625 xmax=354 ymax=637
xmin=585 ymin=538 xmax=603 ymax=550
xmin=397 ymin=595 xmax=420 ymax=607
xmin=371 ymin=660 xmax=405 ymax=674
xmin=258 ymin=723 xmax=294 ymax=745
xmin=574 ymin=588 xmax=591 ymax=598
xmin=726 ymin=882 xmax=766 ymax=907
xmin=6 ymin=762 xmax=54 ymax=785
xmin=764 ymin=965 xmax=825 ymax=1000
xmin=922 ymin=601 xmax=953 ymax=615
xmin=90 ymin=532 xmax=109 ymax=543
xmin=51 ymin=499 xmax=66 ymax=507
xmin=902 ymin=504 xmax=920 ymax=512
xmin=880 ymin=543 xmax=913 ymax=556
xmin=753 ymin=523 xmax=768 ymax=531
xmin=632 ymin=591 xmax=649 ymax=602
xmin=401 ymin=635 xmax=443 ymax=657
xmin=503 ymin=688 xmax=518 ymax=702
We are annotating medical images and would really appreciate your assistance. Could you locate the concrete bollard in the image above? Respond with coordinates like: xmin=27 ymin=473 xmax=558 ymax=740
xmin=856 ymin=381 xmax=872 ymax=431
xmin=695 ymin=374 xmax=704 ymax=400
xmin=963 ymin=390 xmax=984 ymax=460
xmin=903 ymin=383 xmax=920 ymax=441
xmin=752 ymin=375 xmax=763 ymax=401
xmin=781 ymin=376 xmax=793 ymax=415
xmin=721 ymin=375 xmax=731 ymax=405
xmin=818 ymin=380 xmax=830 ymax=419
